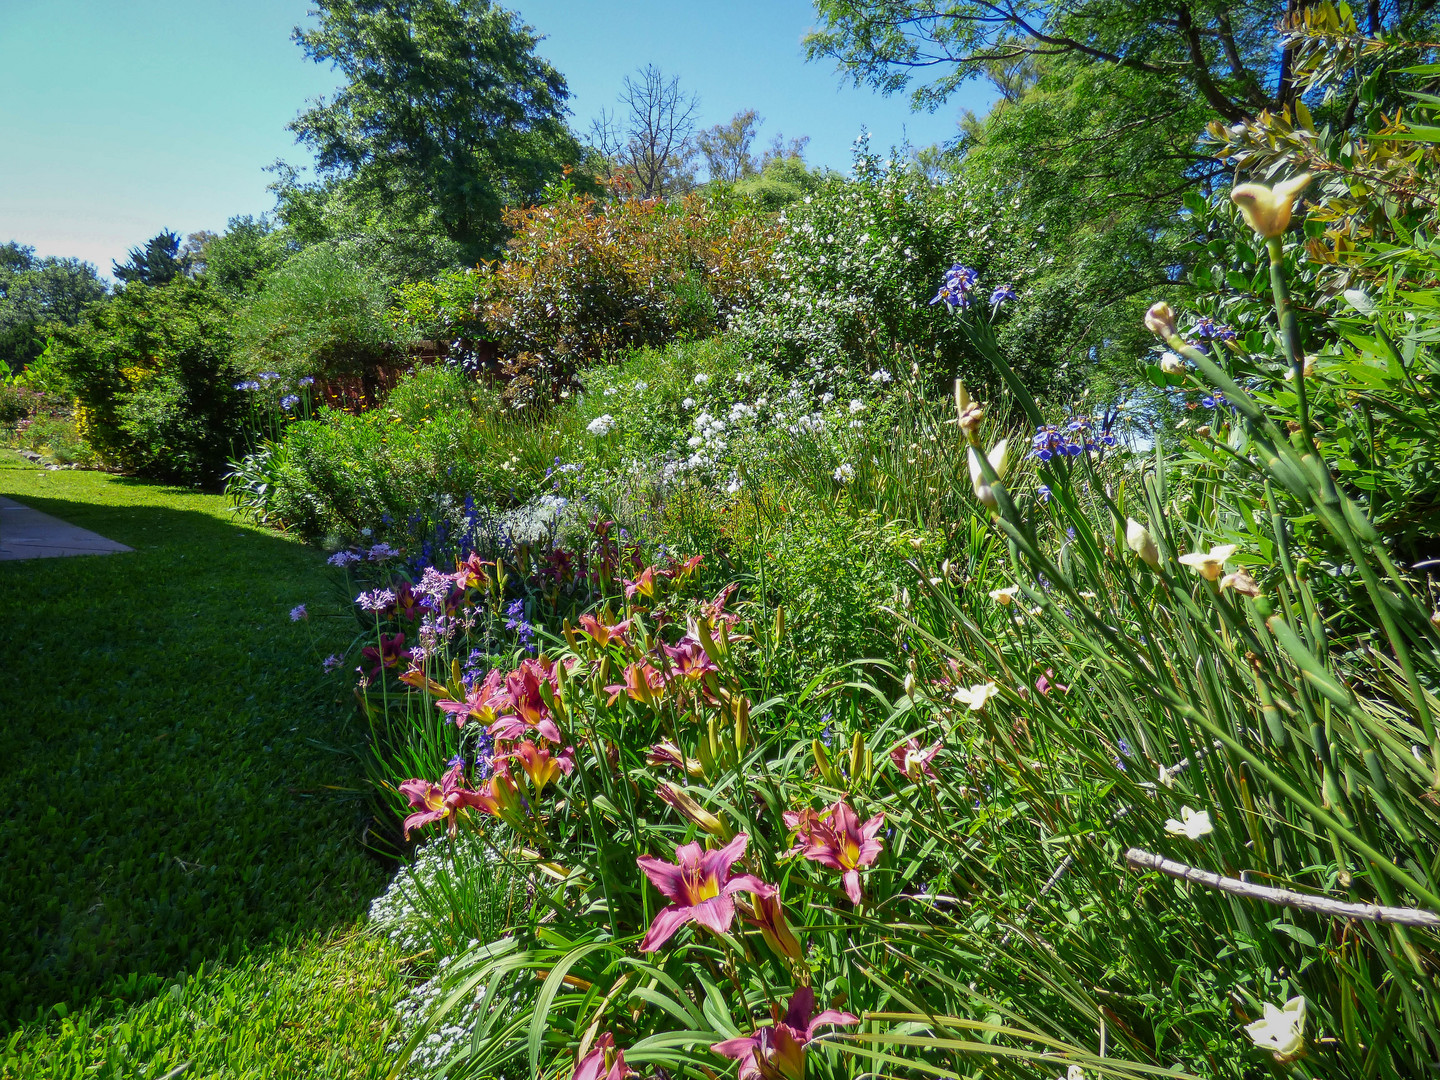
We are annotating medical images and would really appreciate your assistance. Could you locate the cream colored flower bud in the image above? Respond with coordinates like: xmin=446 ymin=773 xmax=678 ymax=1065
xmin=1283 ymin=354 xmax=1318 ymax=381
xmin=1125 ymin=518 xmax=1160 ymax=568
xmin=1160 ymin=351 xmax=1186 ymax=375
xmin=968 ymin=440 xmax=1009 ymax=508
xmin=1195 ymin=425 xmax=1212 ymax=438
xmin=1230 ymin=173 xmax=1311 ymax=239
xmin=1144 ymin=301 xmax=1177 ymax=338
xmin=1219 ymin=568 xmax=1261 ymax=597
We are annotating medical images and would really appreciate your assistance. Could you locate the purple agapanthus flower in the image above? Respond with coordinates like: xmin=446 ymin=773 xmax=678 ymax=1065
xmin=281 ymin=394 xmax=300 ymax=410
xmin=259 ymin=372 xmax=280 ymax=382
xmin=327 ymin=551 xmax=361 ymax=568
xmin=299 ymin=376 xmax=315 ymax=387
xmin=368 ymin=542 xmax=400 ymax=562
xmin=289 ymin=604 xmax=307 ymax=622
xmin=323 ymin=653 xmax=343 ymax=672
xmin=357 ymin=588 xmax=396 ymax=612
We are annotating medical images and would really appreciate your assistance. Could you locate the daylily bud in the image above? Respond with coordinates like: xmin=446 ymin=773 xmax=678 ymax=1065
xmin=1159 ymin=351 xmax=1185 ymax=375
xmin=1125 ymin=518 xmax=1160 ymax=568
xmin=658 ymin=782 xmax=732 ymax=841
xmin=1230 ymin=173 xmax=1311 ymax=239
xmin=746 ymin=891 xmax=803 ymax=964
xmin=813 ymin=739 xmax=840 ymax=785
xmin=903 ymin=672 xmax=918 ymax=698
xmin=1144 ymin=301 xmax=1177 ymax=338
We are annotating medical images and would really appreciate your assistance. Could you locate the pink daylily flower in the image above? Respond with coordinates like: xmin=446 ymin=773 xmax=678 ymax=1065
xmin=362 ymin=632 xmax=411 ymax=677
xmin=636 ymin=833 xmax=775 ymax=951
xmin=889 ymin=738 xmax=942 ymax=782
xmin=497 ymin=740 xmax=574 ymax=797
xmin=489 ymin=663 xmax=562 ymax=743
xmin=397 ymin=763 xmax=494 ymax=839
xmin=577 ymin=613 xmax=631 ymax=648
xmin=711 ymin=987 xmax=860 ymax=1080
xmin=572 ymin=1032 xmax=635 ymax=1080
xmin=1035 ymin=668 xmax=1070 ymax=696
xmin=604 ymin=661 xmax=666 ymax=707
xmin=790 ymin=800 xmax=885 ymax=905
xmin=661 ymin=636 xmax=719 ymax=682
xmin=436 ymin=668 xmax=505 ymax=729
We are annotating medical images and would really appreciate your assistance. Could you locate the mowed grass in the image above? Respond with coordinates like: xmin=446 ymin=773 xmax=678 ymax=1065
xmin=0 ymin=453 xmax=404 ymax=1077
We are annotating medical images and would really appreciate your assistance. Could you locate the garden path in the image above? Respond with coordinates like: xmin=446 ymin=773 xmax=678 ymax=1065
xmin=0 ymin=494 xmax=133 ymax=560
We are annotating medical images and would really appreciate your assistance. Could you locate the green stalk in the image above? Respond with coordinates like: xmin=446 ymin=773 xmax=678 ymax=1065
xmin=1266 ymin=235 xmax=1313 ymax=451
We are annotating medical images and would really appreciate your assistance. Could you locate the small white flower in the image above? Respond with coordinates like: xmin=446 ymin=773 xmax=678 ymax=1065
xmin=694 ymin=373 xmax=710 ymax=386
xmin=1164 ymin=805 xmax=1213 ymax=839
xmin=604 ymin=386 xmax=617 ymax=397
xmin=952 ymin=682 xmax=999 ymax=711
xmin=633 ymin=380 xmax=648 ymax=392
xmin=1244 ymin=996 xmax=1305 ymax=1061
xmin=833 ymin=463 xmax=855 ymax=483
xmin=820 ymin=392 xmax=835 ymax=405
xmin=1159 ymin=351 xmax=1186 ymax=375
xmin=587 ymin=414 xmax=616 ymax=437
xmin=725 ymin=475 xmax=742 ymax=494
xmin=849 ymin=399 xmax=865 ymax=414
xmin=870 ymin=369 xmax=892 ymax=384
xmin=989 ymin=586 xmax=1018 ymax=605
xmin=682 ymin=397 xmax=696 ymax=409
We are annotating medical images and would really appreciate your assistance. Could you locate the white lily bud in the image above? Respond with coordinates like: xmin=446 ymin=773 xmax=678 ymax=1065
xmin=1159 ymin=351 xmax=1185 ymax=375
xmin=1230 ymin=173 xmax=1311 ymax=239
xmin=1125 ymin=518 xmax=1160 ymax=568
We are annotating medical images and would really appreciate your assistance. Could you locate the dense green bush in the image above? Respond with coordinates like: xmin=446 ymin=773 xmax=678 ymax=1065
xmin=235 ymin=245 xmax=406 ymax=385
xmin=37 ymin=277 xmax=244 ymax=482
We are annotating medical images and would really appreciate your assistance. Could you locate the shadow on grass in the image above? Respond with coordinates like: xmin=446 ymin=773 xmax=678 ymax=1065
xmin=0 ymin=471 xmax=388 ymax=1030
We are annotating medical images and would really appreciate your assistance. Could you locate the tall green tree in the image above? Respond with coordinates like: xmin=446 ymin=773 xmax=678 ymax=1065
xmin=289 ymin=0 xmax=584 ymax=264
xmin=112 ymin=229 xmax=187 ymax=286
xmin=0 ymin=242 xmax=107 ymax=373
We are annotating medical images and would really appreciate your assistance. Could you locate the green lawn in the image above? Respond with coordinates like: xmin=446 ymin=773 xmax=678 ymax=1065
xmin=0 ymin=453 xmax=403 ymax=1078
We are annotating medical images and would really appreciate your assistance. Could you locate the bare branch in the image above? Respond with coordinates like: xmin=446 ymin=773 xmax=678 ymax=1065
xmin=1125 ymin=848 xmax=1440 ymax=928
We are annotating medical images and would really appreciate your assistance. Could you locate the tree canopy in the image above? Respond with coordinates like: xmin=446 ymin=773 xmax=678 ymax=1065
xmin=0 ymin=242 xmax=107 ymax=373
xmin=289 ymin=0 xmax=584 ymax=263
xmin=805 ymin=0 xmax=1439 ymax=123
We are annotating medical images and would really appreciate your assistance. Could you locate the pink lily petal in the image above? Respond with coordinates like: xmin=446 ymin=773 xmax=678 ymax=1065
xmin=636 ymin=851 xmax=693 ymax=904
xmin=724 ymin=873 xmax=777 ymax=900
xmin=843 ymin=869 xmax=864 ymax=905
xmin=806 ymin=1010 xmax=862 ymax=1039
xmin=638 ymin=904 xmax=695 ymax=952
xmin=698 ymin=832 xmax=750 ymax=880
xmin=687 ymin=894 xmax=737 ymax=936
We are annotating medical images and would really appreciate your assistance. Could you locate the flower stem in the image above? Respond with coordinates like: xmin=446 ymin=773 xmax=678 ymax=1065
xmin=1266 ymin=236 xmax=1313 ymax=450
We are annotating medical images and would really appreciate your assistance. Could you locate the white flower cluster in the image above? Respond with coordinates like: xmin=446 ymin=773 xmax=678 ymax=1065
xmin=586 ymin=414 xmax=615 ymax=436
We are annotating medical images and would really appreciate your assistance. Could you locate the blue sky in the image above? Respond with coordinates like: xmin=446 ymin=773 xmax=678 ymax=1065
xmin=0 ymin=0 xmax=992 ymax=275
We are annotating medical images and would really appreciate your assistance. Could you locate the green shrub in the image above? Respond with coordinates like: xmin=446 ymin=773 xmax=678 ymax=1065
xmin=235 ymin=245 xmax=406 ymax=385
xmin=390 ymin=190 xmax=776 ymax=393
xmin=40 ymin=277 xmax=244 ymax=483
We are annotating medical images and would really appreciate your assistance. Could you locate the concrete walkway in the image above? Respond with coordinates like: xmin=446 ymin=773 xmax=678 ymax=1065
xmin=0 ymin=495 xmax=133 ymax=561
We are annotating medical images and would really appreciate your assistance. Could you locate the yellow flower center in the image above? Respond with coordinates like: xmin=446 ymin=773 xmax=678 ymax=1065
xmin=693 ymin=873 xmax=721 ymax=903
